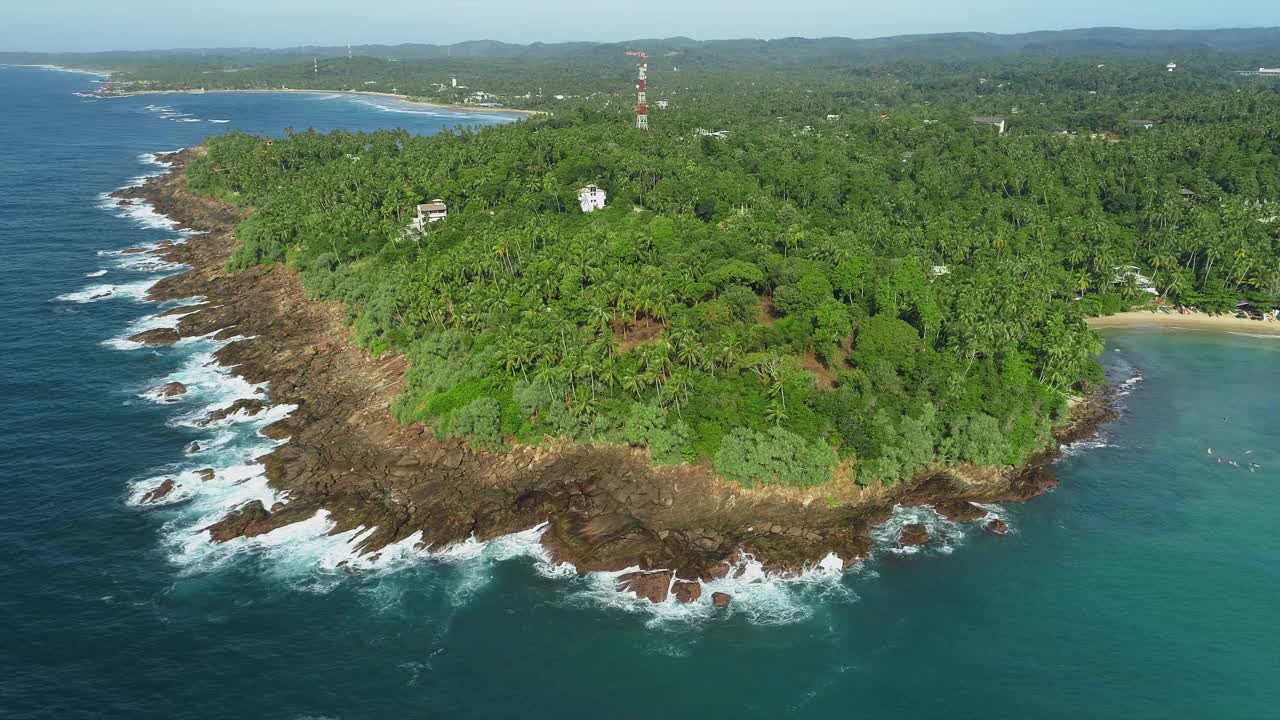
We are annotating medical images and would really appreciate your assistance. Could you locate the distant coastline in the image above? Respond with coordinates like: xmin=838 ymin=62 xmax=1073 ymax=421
xmin=92 ymin=86 xmax=539 ymax=116
xmin=1089 ymin=310 xmax=1280 ymax=336
xmin=1 ymin=63 xmax=113 ymax=78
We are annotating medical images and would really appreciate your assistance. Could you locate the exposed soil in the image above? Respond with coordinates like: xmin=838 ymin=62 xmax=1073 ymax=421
xmin=612 ymin=315 xmax=665 ymax=353
xmin=122 ymin=149 xmax=1117 ymax=604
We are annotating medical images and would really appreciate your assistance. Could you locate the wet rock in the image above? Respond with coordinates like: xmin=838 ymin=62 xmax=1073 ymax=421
xmin=185 ymin=441 xmax=202 ymax=454
xmin=898 ymin=523 xmax=930 ymax=547
xmin=201 ymin=398 xmax=267 ymax=425
xmin=933 ymin=500 xmax=987 ymax=523
xmin=711 ymin=592 xmax=732 ymax=609
xmin=119 ymin=247 xmax=151 ymax=255
xmin=140 ymin=478 xmax=176 ymax=504
xmin=259 ymin=420 xmax=293 ymax=440
xmin=672 ymin=580 xmax=702 ymax=603
xmin=128 ymin=327 xmax=181 ymax=345
xmin=616 ymin=570 xmax=673 ymax=603
xmin=159 ymin=382 xmax=187 ymax=397
xmin=701 ymin=562 xmax=731 ymax=581
xmin=197 ymin=468 xmax=215 ymax=481
xmin=984 ymin=518 xmax=1010 ymax=535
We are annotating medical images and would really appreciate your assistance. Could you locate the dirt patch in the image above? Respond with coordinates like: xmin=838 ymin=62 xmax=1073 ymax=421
xmin=612 ymin=315 xmax=665 ymax=353
xmin=799 ymin=351 xmax=836 ymax=390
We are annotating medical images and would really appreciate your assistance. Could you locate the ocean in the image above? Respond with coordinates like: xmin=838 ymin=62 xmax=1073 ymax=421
xmin=2 ymin=65 xmax=1278 ymax=719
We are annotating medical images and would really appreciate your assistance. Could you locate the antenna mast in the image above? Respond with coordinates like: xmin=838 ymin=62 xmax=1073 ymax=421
xmin=624 ymin=50 xmax=648 ymax=131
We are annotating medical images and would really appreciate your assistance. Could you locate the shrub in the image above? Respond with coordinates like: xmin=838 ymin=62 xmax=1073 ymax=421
xmin=447 ymin=397 xmax=504 ymax=450
xmin=713 ymin=426 xmax=836 ymax=488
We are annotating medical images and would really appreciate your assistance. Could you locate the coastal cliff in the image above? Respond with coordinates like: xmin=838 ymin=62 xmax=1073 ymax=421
xmin=121 ymin=148 xmax=1113 ymax=603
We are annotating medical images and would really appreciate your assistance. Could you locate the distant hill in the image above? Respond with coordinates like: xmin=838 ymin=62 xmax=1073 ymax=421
xmin=5 ymin=26 xmax=1280 ymax=69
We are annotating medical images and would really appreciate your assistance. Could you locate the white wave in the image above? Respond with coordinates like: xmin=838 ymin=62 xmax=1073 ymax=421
xmin=100 ymin=196 xmax=184 ymax=232
xmin=1059 ymin=435 xmax=1117 ymax=458
xmin=562 ymin=549 xmax=854 ymax=628
xmin=139 ymin=150 xmax=183 ymax=168
xmin=1229 ymin=332 xmax=1280 ymax=339
xmin=85 ymin=269 xmax=108 ymax=277
xmin=56 ymin=278 xmax=158 ymax=304
xmin=207 ymin=119 xmax=230 ymax=124
xmin=1116 ymin=372 xmax=1144 ymax=398
xmin=178 ymin=118 xmax=202 ymax=123
xmin=869 ymin=504 xmax=968 ymax=557
xmin=103 ymin=305 xmax=201 ymax=351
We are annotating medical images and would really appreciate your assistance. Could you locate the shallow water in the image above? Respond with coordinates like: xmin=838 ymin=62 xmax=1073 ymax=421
xmin=3 ymin=66 xmax=1279 ymax=718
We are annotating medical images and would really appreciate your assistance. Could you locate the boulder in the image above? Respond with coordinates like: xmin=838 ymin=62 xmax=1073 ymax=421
xmin=616 ymin=570 xmax=673 ymax=603
xmin=159 ymin=382 xmax=187 ymax=397
xmin=197 ymin=468 xmax=215 ymax=481
xmin=139 ymin=478 xmax=176 ymax=504
xmin=711 ymin=592 xmax=732 ymax=609
xmin=672 ymin=580 xmax=702 ymax=603
xmin=201 ymin=398 xmax=267 ymax=425
xmin=128 ymin=327 xmax=180 ymax=345
xmin=984 ymin=518 xmax=1010 ymax=535
xmin=185 ymin=441 xmax=202 ymax=454
xmin=898 ymin=523 xmax=930 ymax=547
xmin=933 ymin=501 xmax=987 ymax=523
xmin=701 ymin=561 xmax=732 ymax=581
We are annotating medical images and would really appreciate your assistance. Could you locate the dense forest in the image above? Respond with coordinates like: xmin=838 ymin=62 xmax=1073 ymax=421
xmin=70 ymin=31 xmax=1265 ymax=488
xmin=7 ymin=27 xmax=1280 ymax=111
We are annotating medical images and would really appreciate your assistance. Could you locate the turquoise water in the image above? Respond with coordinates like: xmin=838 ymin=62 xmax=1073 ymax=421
xmin=3 ymin=66 xmax=1279 ymax=718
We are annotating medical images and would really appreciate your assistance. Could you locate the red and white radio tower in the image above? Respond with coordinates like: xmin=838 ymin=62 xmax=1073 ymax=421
xmin=624 ymin=50 xmax=648 ymax=131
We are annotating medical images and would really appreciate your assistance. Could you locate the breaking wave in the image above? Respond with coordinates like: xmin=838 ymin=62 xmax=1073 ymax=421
xmin=56 ymin=278 xmax=159 ymax=304
xmin=85 ymin=147 xmax=1003 ymax=628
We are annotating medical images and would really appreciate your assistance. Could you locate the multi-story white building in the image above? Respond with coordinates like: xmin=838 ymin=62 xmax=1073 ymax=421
xmin=413 ymin=199 xmax=448 ymax=229
xmin=577 ymin=184 xmax=607 ymax=213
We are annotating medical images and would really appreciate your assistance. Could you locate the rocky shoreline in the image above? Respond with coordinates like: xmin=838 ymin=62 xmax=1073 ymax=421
xmin=122 ymin=149 xmax=1116 ymax=607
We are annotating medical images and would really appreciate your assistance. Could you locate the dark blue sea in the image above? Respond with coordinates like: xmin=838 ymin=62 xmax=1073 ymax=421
xmin=3 ymin=65 xmax=1279 ymax=719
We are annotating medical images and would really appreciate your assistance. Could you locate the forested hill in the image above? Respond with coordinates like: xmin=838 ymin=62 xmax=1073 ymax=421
xmin=6 ymin=27 xmax=1280 ymax=110
xmin=182 ymin=80 xmax=1280 ymax=488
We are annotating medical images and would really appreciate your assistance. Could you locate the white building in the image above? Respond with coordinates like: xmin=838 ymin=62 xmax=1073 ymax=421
xmin=413 ymin=200 xmax=447 ymax=229
xmin=972 ymin=116 xmax=1007 ymax=134
xmin=577 ymin=185 xmax=607 ymax=213
xmin=1166 ymin=62 xmax=1177 ymax=72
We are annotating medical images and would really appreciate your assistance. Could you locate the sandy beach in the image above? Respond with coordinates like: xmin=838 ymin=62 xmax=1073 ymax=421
xmin=93 ymin=86 xmax=539 ymax=116
xmin=1088 ymin=310 xmax=1280 ymax=336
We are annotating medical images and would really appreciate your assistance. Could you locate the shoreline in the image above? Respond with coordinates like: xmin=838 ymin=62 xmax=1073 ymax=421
xmin=1089 ymin=310 xmax=1280 ymax=337
xmin=1 ymin=63 xmax=114 ymax=78
xmin=92 ymin=86 xmax=540 ymax=117
xmin=114 ymin=149 xmax=1115 ymax=607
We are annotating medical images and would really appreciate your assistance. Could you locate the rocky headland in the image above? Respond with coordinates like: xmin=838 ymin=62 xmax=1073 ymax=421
xmin=122 ymin=149 xmax=1115 ymax=606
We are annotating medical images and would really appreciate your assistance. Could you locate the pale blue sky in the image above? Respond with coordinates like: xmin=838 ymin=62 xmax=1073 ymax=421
xmin=5 ymin=0 xmax=1279 ymax=52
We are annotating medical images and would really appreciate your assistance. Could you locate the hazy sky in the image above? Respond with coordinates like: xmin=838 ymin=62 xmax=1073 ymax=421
xmin=4 ymin=0 xmax=1279 ymax=52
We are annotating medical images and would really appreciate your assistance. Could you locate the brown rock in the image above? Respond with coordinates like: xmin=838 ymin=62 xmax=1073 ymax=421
xmin=140 ymin=478 xmax=176 ymax=504
xmin=616 ymin=570 xmax=673 ymax=603
xmin=701 ymin=562 xmax=731 ymax=581
xmin=128 ymin=327 xmax=181 ymax=345
xmin=933 ymin=501 xmax=987 ymax=523
xmin=259 ymin=420 xmax=293 ymax=440
xmin=159 ymin=382 xmax=188 ymax=397
xmin=711 ymin=592 xmax=732 ymax=609
xmin=898 ymin=523 xmax=930 ymax=547
xmin=197 ymin=468 xmax=215 ymax=481
xmin=672 ymin=580 xmax=702 ymax=603
xmin=984 ymin=518 xmax=1010 ymax=535
xmin=119 ymin=247 xmax=151 ymax=254
xmin=202 ymin=398 xmax=267 ymax=425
